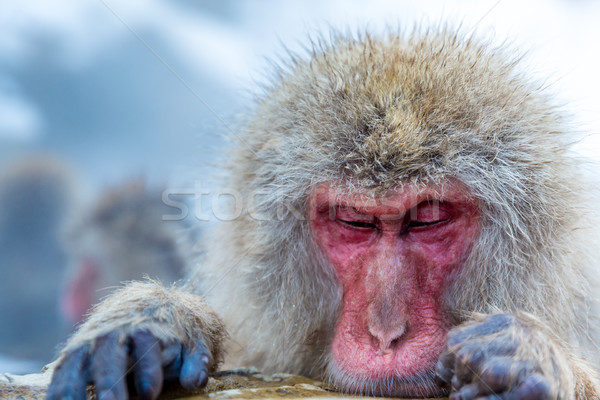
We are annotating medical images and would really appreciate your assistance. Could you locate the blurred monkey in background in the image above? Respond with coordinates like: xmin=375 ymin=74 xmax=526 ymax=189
xmin=60 ymin=181 xmax=194 ymax=324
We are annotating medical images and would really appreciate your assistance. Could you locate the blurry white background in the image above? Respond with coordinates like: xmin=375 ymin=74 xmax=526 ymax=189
xmin=0 ymin=0 xmax=598 ymax=373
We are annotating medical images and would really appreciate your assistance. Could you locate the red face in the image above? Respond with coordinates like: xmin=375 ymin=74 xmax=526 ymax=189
xmin=309 ymin=181 xmax=480 ymax=397
xmin=60 ymin=259 xmax=101 ymax=324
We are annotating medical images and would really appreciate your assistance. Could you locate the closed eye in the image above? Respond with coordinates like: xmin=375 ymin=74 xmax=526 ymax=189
xmin=338 ymin=219 xmax=377 ymax=229
xmin=407 ymin=219 xmax=448 ymax=229
xmin=406 ymin=200 xmax=451 ymax=230
xmin=334 ymin=205 xmax=377 ymax=230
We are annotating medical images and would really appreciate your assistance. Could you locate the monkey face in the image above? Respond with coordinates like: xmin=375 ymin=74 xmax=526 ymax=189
xmin=309 ymin=180 xmax=480 ymax=397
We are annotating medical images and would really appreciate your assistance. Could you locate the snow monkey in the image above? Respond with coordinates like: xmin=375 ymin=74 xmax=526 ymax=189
xmin=60 ymin=181 xmax=193 ymax=325
xmin=46 ymin=28 xmax=600 ymax=400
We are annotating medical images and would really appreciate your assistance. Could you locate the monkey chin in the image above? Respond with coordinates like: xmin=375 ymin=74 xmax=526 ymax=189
xmin=326 ymin=362 xmax=447 ymax=398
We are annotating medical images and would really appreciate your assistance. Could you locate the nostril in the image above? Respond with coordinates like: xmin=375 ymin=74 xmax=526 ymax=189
xmin=368 ymin=322 xmax=408 ymax=352
xmin=389 ymin=336 xmax=401 ymax=348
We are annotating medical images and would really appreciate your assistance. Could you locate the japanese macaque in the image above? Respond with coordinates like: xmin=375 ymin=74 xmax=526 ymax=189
xmin=0 ymin=156 xmax=75 ymax=365
xmin=60 ymin=181 xmax=193 ymax=324
xmin=46 ymin=29 xmax=600 ymax=400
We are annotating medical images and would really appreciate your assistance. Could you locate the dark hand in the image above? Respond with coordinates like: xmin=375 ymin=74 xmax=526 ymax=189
xmin=436 ymin=314 xmax=559 ymax=400
xmin=46 ymin=329 xmax=211 ymax=400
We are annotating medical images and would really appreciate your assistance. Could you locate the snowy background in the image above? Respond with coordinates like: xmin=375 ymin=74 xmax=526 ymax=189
xmin=0 ymin=0 xmax=599 ymax=373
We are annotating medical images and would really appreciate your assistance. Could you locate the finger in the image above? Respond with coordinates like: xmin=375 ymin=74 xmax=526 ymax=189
xmin=477 ymin=357 xmax=531 ymax=394
xmin=161 ymin=340 xmax=182 ymax=366
xmin=451 ymin=374 xmax=464 ymax=392
xmin=453 ymin=337 xmax=519 ymax=384
xmin=90 ymin=331 xmax=129 ymax=400
xmin=504 ymin=374 xmax=552 ymax=400
xmin=435 ymin=356 xmax=454 ymax=385
xmin=447 ymin=314 xmax=516 ymax=347
xmin=449 ymin=383 xmax=480 ymax=400
xmin=131 ymin=330 xmax=163 ymax=400
xmin=161 ymin=340 xmax=183 ymax=380
xmin=453 ymin=342 xmax=483 ymax=385
xmin=46 ymin=345 xmax=91 ymax=400
xmin=179 ymin=341 xmax=210 ymax=391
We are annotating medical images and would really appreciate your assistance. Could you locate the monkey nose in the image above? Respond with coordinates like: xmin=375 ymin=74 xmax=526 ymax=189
xmin=367 ymin=321 xmax=408 ymax=354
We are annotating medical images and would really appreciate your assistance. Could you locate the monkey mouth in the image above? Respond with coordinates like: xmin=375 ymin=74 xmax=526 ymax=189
xmin=326 ymin=363 xmax=448 ymax=398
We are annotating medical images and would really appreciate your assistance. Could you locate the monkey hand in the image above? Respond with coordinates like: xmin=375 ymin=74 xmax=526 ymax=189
xmin=436 ymin=313 xmax=577 ymax=400
xmin=46 ymin=281 xmax=226 ymax=400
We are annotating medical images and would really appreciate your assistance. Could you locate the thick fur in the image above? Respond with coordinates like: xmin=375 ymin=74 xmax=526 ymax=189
xmin=61 ymin=281 xmax=226 ymax=370
xmin=53 ymin=28 xmax=600 ymax=398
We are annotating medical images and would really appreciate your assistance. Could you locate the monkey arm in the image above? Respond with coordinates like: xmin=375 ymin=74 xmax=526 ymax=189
xmin=436 ymin=313 xmax=600 ymax=400
xmin=45 ymin=280 xmax=227 ymax=400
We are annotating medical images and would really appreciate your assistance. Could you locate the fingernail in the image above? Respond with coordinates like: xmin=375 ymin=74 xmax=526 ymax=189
xmin=197 ymin=370 xmax=208 ymax=388
xmin=137 ymin=381 xmax=154 ymax=399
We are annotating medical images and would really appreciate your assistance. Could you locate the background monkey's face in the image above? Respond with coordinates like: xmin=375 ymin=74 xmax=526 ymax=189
xmin=309 ymin=180 xmax=480 ymax=397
